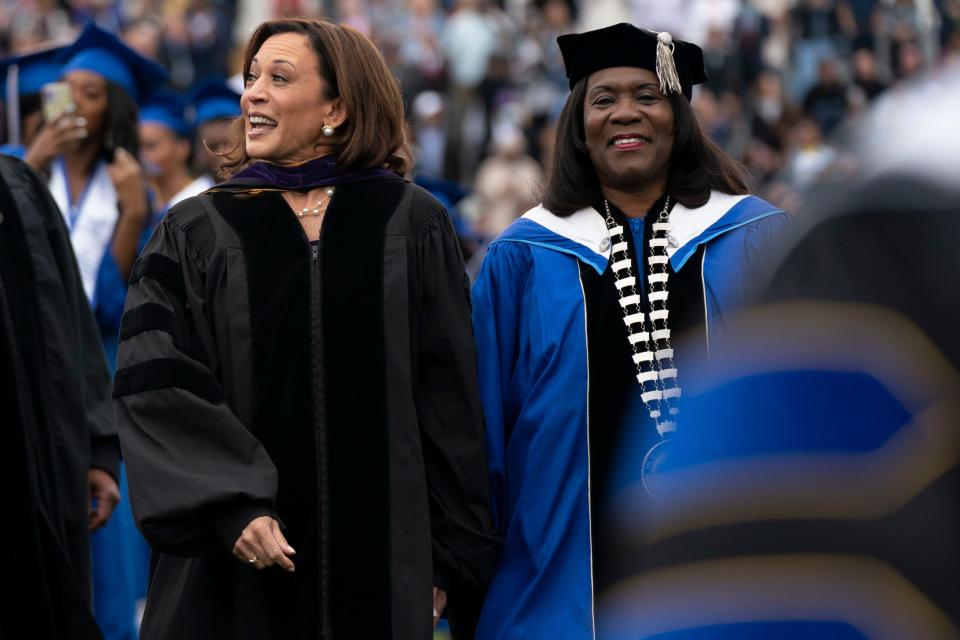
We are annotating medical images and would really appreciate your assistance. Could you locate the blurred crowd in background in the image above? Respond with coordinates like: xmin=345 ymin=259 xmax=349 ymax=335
xmin=3 ymin=0 xmax=960 ymax=249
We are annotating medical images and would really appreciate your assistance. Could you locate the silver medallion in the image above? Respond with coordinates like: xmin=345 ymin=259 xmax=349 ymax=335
xmin=641 ymin=438 xmax=672 ymax=498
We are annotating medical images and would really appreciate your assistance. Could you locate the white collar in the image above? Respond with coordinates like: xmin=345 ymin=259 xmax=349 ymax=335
xmin=509 ymin=191 xmax=780 ymax=272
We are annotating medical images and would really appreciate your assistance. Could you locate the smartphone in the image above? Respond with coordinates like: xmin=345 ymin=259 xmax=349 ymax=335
xmin=41 ymin=81 xmax=76 ymax=123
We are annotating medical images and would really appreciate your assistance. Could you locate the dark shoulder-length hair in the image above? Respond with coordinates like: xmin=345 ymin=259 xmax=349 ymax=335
xmin=542 ymin=78 xmax=748 ymax=216
xmin=218 ymin=18 xmax=411 ymax=178
xmin=102 ymin=81 xmax=140 ymax=160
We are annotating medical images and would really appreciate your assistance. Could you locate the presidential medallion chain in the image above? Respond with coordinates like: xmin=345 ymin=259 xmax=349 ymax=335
xmin=602 ymin=197 xmax=682 ymax=440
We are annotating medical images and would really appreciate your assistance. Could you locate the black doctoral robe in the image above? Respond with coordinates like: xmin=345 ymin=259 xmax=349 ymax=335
xmin=0 ymin=155 xmax=119 ymax=639
xmin=114 ymin=176 xmax=500 ymax=639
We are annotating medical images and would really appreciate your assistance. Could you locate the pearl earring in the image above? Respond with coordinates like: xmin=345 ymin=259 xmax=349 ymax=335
xmin=322 ymin=124 xmax=335 ymax=138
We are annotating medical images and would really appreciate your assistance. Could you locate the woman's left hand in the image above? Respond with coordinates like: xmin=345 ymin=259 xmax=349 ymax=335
xmin=432 ymin=586 xmax=447 ymax=628
xmin=108 ymin=148 xmax=149 ymax=222
xmin=88 ymin=468 xmax=121 ymax=530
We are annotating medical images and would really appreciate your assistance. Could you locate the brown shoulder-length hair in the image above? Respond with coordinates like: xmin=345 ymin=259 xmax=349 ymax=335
xmin=218 ymin=18 xmax=411 ymax=178
xmin=541 ymin=78 xmax=748 ymax=216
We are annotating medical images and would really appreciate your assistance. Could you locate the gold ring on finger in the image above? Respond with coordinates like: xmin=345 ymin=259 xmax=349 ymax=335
xmin=248 ymin=556 xmax=258 ymax=564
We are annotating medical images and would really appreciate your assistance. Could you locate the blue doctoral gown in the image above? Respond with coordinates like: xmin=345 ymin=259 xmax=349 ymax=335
xmin=471 ymin=192 xmax=787 ymax=639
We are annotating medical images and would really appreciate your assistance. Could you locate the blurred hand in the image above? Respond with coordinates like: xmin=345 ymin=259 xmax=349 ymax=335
xmin=88 ymin=468 xmax=120 ymax=531
xmin=23 ymin=116 xmax=88 ymax=171
xmin=433 ymin=586 xmax=447 ymax=628
xmin=107 ymin=148 xmax=149 ymax=221
xmin=232 ymin=516 xmax=296 ymax=572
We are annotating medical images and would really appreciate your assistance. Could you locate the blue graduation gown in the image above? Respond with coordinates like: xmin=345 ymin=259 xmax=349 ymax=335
xmin=471 ymin=192 xmax=787 ymax=639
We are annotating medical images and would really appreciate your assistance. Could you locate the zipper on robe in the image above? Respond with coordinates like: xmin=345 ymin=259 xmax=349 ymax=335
xmin=310 ymin=241 xmax=333 ymax=638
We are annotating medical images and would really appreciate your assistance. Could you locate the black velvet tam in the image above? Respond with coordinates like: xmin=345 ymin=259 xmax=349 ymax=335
xmin=557 ymin=22 xmax=707 ymax=99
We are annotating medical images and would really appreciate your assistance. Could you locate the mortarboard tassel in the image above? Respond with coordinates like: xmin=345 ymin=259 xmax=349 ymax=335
xmin=6 ymin=64 xmax=20 ymax=146
xmin=655 ymin=32 xmax=683 ymax=96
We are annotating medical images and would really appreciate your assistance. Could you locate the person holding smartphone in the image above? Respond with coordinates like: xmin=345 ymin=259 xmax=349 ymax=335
xmin=0 ymin=45 xmax=68 ymax=158
xmin=23 ymin=23 xmax=167 ymax=366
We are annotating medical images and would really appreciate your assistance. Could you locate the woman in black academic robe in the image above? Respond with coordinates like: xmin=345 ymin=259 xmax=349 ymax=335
xmin=113 ymin=19 xmax=498 ymax=639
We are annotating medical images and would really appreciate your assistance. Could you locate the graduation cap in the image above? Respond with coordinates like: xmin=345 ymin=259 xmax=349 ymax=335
xmin=0 ymin=45 xmax=67 ymax=146
xmin=140 ymin=90 xmax=191 ymax=138
xmin=0 ymin=45 xmax=67 ymax=101
xmin=557 ymin=23 xmax=707 ymax=100
xmin=59 ymin=22 xmax=168 ymax=104
xmin=188 ymin=77 xmax=241 ymax=127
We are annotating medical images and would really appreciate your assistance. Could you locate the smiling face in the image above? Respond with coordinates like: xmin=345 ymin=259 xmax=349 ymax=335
xmin=583 ymin=67 xmax=675 ymax=193
xmin=240 ymin=32 xmax=342 ymax=164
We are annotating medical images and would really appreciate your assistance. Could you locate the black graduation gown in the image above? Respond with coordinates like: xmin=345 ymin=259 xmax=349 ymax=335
xmin=0 ymin=155 xmax=119 ymax=639
xmin=113 ymin=177 xmax=500 ymax=639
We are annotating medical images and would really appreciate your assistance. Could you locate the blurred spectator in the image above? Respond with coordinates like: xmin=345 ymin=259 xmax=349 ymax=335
xmin=789 ymin=0 xmax=845 ymax=99
xmin=732 ymin=2 xmax=772 ymax=90
xmin=392 ymin=0 xmax=446 ymax=99
xmin=702 ymin=27 xmax=739 ymax=95
xmin=121 ymin=15 xmax=163 ymax=60
xmin=186 ymin=77 xmax=241 ymax=183
xmin=751 ymin=69 xmax=789 ymax=141
xmin=743 ymin=135 xmax=785 ymax=192
xmin=851 ymin=45 xmax=889 ymax=100
xmin=411 ymin=89 xmax=450 ymax=180
xmin=896 ymin=37 xmax=928 ymax=76
xmin=839 ymin=0 xmax=882 ymax=41
xmin=803 ymin=57 xmax=849 ymax=135
xmin=471 ymin=122 xmax=542 ymax=237
xmin=877 ymin=0 xmax=941 ymax=74
xmin=442 ymin=0 xmax=499 ymax=181
xmin=783 ymin=115 xmax=836 ymax=188
xmin=944 ymin=18 xmax=960 ymax=60
xmin=693 ymin=87 xmax=749 ymax=157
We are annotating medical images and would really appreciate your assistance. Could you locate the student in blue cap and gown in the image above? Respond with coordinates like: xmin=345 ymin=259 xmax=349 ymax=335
xmin=0 ymin=44 xmax=67 ymax=157
xmin=139 ymin=91 xmax=213 ymax=216
xmin=20 ymin=22 xmax=168 ymax=640
xmin=23 ymin=22 xmax=168 ymax=365
xmin=187 ymin=77 xmax=241 ymax=183
xmin=471 ymin=23 xmax=788 ymax=639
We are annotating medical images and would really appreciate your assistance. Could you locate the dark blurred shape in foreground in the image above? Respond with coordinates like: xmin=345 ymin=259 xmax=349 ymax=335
xmin=598 ymin=64 xmax=960 ymax=640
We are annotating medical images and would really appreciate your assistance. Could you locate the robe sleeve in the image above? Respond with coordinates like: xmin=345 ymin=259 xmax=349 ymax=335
xmin=19 ymin=162 xmax=121 ymax=479
xmin=415 ymin=202 xmax=501 ymax=613
xmin=470 ymin=240 xmax=531 ymax=532
xmin=113 ymin=206 xmax=279 ymax=557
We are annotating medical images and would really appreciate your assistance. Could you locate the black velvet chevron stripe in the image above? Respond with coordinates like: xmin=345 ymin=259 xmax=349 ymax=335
xmin=113 ymin=358 xmax=223 ymax=402
xmin=323 ymin=179 xmax=404 ymax=636
xmin=129 ymin=254 xmax=186 ymax=305
xmin=119 ymin=303 xmax=176 ymax=342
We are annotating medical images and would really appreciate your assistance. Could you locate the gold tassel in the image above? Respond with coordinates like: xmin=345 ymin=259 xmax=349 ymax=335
xmin=655 ymin=32 xmax=682 ymax=96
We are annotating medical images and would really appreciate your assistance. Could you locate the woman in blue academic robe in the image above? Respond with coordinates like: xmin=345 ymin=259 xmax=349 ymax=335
xmin=471 ymin=23 xmax=788 ymax=639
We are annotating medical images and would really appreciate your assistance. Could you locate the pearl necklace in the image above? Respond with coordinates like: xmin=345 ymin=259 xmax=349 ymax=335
xmin=603 ymin=196 xmax=682 ymax=496
xmin=293 ymin=186 xmax=336 ymax=218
